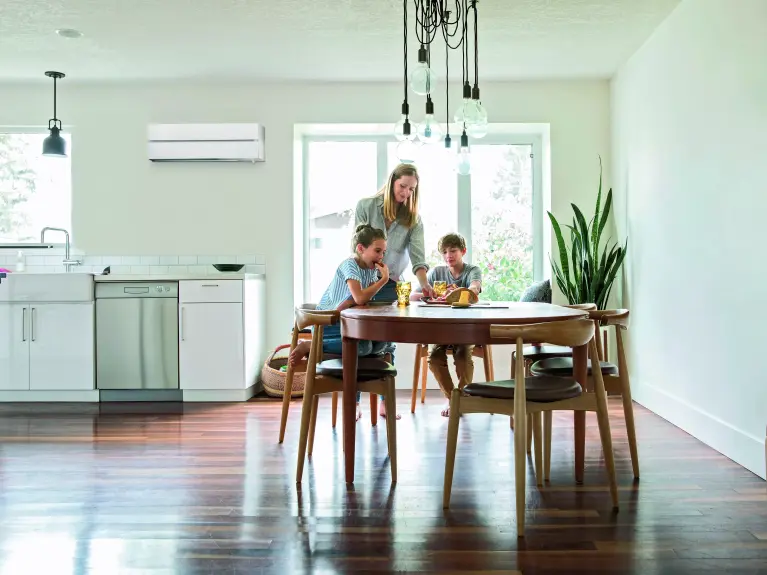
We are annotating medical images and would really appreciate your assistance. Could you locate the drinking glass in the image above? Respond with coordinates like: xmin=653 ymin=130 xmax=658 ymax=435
xmin=433 ymin=281 xmax=447 ymax=297
xmin=395 ymin=281 xmax=412 ymax=306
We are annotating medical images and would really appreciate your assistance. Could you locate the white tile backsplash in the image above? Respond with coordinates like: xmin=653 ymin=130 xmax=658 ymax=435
xmin=0 ymin=248 xmax=266 ymax=277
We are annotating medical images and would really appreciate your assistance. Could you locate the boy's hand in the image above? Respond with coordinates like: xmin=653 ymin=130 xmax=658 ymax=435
xmin=375 ymin=262 xmax=390 ymax=283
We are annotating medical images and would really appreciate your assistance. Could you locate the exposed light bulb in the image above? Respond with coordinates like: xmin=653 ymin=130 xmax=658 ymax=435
xmin=455 ymin=130 xmax=471 ymax=175
xmin=409 ymin=45 xmax=437 ymax=96
xmin=416 ymin=97 xmax=443 ymax=144
xmin=393 ymin=101 xmax=416 ymax=142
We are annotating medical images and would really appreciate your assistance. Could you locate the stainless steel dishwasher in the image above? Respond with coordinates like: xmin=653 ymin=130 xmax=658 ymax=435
xmin=95 ymin=282 xmax=180 ymax=397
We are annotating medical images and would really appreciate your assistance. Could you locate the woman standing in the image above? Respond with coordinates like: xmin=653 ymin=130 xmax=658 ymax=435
xmin=353 ymin=163 xmax=432 ymax=420
xmin=354 ymin=163 xmax=433 ymax=302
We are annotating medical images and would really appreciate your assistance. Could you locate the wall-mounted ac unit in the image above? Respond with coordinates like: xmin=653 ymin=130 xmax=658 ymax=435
xmin=147 ymin=123 xmax=265 ymax=163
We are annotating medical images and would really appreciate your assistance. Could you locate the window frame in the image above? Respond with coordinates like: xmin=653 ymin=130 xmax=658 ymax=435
xmin=301 ymin=132 xmax=544 ymax=302
xmin=0 ymin=126 xmax=73 ymax=247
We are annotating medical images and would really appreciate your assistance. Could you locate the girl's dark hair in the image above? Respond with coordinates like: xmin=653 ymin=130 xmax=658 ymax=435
xmin=353 ymin=224 xmax=386 ymax=249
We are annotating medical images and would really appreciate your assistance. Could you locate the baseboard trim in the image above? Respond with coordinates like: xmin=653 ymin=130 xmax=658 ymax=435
xmin=183 ymin=383 xmax=259 ymax=403
xmin=633 ymin=381 xmax=765 ymax=480
xmin=0 ymin=390 xmax=100 ymax=402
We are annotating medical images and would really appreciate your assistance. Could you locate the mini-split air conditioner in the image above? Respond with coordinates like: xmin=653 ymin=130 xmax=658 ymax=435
xmin=147 ymin=123 xmax=265 ymax=163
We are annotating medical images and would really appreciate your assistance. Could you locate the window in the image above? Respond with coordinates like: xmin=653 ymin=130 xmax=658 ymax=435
xmin=302 ymin=133 xmax=542 ymax=302
xmin=0 ymin=132 xmax=72 ymax=243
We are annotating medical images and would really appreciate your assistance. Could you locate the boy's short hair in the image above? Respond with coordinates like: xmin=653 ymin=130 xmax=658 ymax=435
xmin=438 ymin=233 xmax=466 ymax=253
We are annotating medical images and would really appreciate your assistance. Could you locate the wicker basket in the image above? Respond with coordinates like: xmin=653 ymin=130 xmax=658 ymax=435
xmin=261 ymin=344 xmax=307 ymax=398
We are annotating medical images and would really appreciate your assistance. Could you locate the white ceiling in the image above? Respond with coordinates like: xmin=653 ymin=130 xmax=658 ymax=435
xmin=1 ymin=0 xmax=680 ymax=82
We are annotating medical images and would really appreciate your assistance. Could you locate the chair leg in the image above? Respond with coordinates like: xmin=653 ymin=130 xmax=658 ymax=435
xmin=370 ymin=393 xmax=378 ymax=426
xmin=383 ymin=380 xmax=398 ymax=483
xmin=279 ymin=327 xmax=300 ymax=444
xmin=616 ymin=330 xmax=639 ymax=479
xmin=442 ymin=389 xmax=461 ymax=508
xmin=331 ymin=392 xmax=338 ymax=428
xmin=307 ymin=395 xmax=319 ymax=456
xmin=484 ymin=345 xmax=495 ymax=381
xmin=532 ymin=412 xmax=543 ymax=486
xmin=527 ymin=414 xmax=533 ymax=454
xmin=543 ymin=411 xmax=553 ymax=482
xmin=411 ymin=344 xmax=422 ymax=413
xmin=590 ymin=339 xmax=619 ymax=511
xmin=420 ymin=352 xmax=428 ymax=403
xmin=621 ymin=376 xmax=640 ymax=479
xmin=295 ymin=387 xmax=315 ymax=483
xmin=279 ymin=383 xmax=292 ymax=443
xmin=510 ymin=354 xmax=517 ymax=429
xmin=514 ymin=406 xmax=527 ymax=537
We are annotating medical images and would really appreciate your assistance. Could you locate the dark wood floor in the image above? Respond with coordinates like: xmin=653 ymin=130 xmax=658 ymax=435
xmin=0 ymin=393 xmax=765 ymax=574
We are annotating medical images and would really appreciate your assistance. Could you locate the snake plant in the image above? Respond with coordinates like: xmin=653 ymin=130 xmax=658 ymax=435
xmin=547 ymin=157 xmax=627 ymax=310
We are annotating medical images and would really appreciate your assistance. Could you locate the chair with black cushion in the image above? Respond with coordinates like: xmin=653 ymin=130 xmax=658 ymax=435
xmin=295 ymin=308 xmax=398 ymax=483
xmin=530 ymin=309 xmax=638 ymax=479
xmin=509 ymin=302 xmax=599 ymax=452
xmin=279 ymin=303 xmax=387 ymax=443
xmin=442 ymin=317 xmax=618 ymax=537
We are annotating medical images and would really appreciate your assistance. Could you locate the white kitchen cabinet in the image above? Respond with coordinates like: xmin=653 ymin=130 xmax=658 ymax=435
xmin=179 ymin=302 xmax=244 ymax=390
xmin=29 ymin=304 xmax=95 ymax=391
xmin=0 ymin=303 xmax=94 ymax=391
xmin=178 ymin=278 xmax=266 ymax=398
xmin=0 ymin=304 xmax=31 ymax=391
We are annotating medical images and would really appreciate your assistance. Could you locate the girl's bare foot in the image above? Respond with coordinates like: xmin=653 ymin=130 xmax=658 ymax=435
xmin=288 ymin=341 xmax=311 ymax=366
xmin=441 ymin=402 xmax=451 ymax=417
xmin=379 ymin=401 xmax=401 ymax=420
xmin=356 ymin=403 xmax=362 ymax=422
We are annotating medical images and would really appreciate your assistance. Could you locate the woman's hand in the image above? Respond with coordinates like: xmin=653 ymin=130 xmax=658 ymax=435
xmin=420 ymin=282 xmax=434 ymax=298
xmin=375 ymin=262 xmax=390 ymax=283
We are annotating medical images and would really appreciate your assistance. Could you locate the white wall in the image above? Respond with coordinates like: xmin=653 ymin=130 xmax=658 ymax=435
xmin=0 ymin=79 xmax=610 ymax=363
xmin=611 ymin=0 xmax=767 ymax=478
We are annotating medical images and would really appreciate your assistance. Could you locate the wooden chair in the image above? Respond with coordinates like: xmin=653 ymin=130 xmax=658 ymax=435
xmin=442 ymin=318 xmax=619 ymax=537
xmin=410 ymin=344 xmax=495 ymax=413
xmin=279 ymin=304 xmax=382 ymax=444
xmin=530 ymin=309 xmax=638 ymax=479
xmin=509 ymin=303 xmax=599 ymax=449
xmin=295 ymin=308 xmax=398 ymax=483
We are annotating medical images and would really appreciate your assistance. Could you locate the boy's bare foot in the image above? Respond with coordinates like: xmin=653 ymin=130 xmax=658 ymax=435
xmin=379 ymin=401 xmax=401 ymax=420
xmin=441 ymin=402 xmax=451 ymax=417
xmin=288 ymin=341 xmax=311 ymax=366
xmin=356 ymin=403 xmax=362 ymax=422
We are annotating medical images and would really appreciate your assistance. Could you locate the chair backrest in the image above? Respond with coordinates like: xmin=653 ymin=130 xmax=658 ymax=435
xmin=489 ymin=318 xmax=594 ymax=349
xmin=295 ymin=308 xmax=339 ymax=331
xmin=589 ymin=309 xmax=630 ymax=330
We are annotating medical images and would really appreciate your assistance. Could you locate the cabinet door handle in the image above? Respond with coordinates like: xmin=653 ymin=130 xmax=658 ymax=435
xmin=22 ymin=308 xmax=26 ymax=342
xmin=31 ymin=307 xmax=36 ymax=342
xmin=201 ymin=284 xmax=219 ymax=287
xmin=180 ymin=306 xmax=185 ymax=341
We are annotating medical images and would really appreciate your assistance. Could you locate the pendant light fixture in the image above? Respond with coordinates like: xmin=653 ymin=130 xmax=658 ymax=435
xmin=393 ymin=0 xmax=487 ymax=157
xmin=42 ymin=71 xmax=67 ymax=157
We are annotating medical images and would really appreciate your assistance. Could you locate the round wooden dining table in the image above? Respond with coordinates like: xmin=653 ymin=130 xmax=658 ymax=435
xmin=340 ymin=301 xmax=591 ymax=484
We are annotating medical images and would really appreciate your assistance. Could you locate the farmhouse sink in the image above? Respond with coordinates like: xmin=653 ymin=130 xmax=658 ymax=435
xmin=0 ymin=272 xmax=95 ymax=302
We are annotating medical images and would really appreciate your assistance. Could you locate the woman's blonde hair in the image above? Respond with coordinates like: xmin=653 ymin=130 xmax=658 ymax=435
xmin=375 ymin=163 xmax=420 ymax=229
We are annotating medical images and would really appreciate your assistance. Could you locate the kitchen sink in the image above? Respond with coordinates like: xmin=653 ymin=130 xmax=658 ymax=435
xmin=0 ymin=272 xmax=95 ymax=302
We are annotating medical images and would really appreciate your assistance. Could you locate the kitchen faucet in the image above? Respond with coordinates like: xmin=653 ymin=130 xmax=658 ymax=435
xmin=40 ymin=227 xmax=81 ymax=272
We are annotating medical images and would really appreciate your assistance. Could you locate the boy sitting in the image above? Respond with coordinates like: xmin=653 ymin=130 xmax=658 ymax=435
xmin=421 ymin=233 xmax=482 ymax=416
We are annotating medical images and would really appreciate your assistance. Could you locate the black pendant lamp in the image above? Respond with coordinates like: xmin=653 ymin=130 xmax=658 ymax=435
xmin=42 ymin=71 xmax=67 ymax=157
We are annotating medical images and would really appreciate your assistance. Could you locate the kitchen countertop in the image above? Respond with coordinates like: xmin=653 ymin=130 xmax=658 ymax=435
xmin=94 ymin=273 xmax=265 ymax=282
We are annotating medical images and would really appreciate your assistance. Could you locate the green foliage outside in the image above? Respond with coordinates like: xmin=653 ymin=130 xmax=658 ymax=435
xmin=0 ymin=134 xmax=38 ymax=241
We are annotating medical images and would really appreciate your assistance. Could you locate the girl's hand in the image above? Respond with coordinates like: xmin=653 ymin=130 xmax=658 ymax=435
xmin=375 ymin=262 xmax=390 ymax=283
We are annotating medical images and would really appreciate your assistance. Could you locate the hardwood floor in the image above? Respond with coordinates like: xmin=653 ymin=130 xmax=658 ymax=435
xmin=0 ymin=393 xmax=765 ymax=574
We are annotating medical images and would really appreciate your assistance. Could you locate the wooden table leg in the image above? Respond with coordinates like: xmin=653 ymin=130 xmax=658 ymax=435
xmin=572 ymin=343 xmax=588 ymax=484
xmin=342 ymin=336 xmax=358 ymax=484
